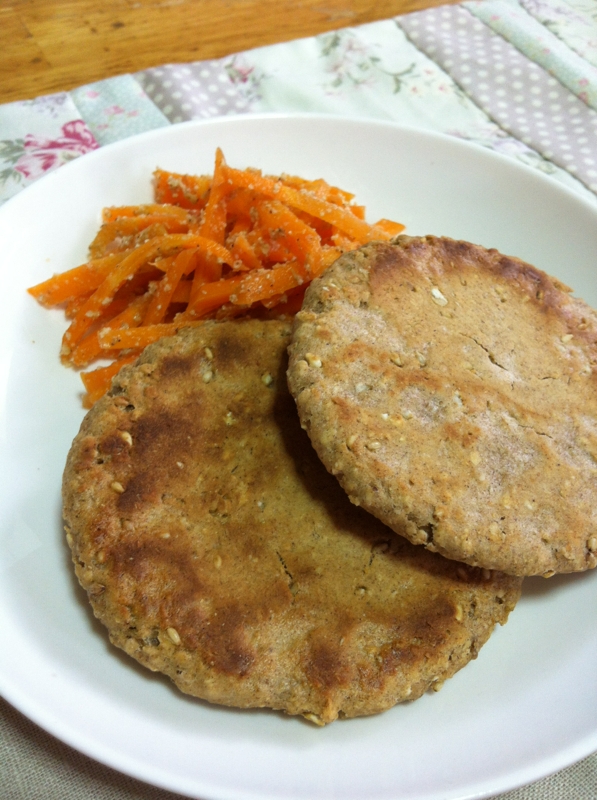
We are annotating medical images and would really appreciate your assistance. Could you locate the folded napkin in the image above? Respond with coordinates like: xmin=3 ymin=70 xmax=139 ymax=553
xmin=2 ymin=0 xmax=597 ymax=798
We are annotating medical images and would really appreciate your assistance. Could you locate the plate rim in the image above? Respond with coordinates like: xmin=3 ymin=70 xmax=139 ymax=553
xmin=2 ymin=111 xmax=597 ymax=217
xmin=1 ymin=112 xmax=597 ymax=800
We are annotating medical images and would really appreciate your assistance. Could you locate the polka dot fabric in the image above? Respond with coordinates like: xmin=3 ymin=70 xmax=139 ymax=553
xmin=399 ymin=4 xmax=597 ymax=193
xmin=136 ymin=61 xmax=250 ymax=123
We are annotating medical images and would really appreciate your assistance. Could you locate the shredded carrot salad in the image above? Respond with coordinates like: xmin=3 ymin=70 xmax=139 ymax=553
xmin=28 ymin=149 xmax=405 ymax=407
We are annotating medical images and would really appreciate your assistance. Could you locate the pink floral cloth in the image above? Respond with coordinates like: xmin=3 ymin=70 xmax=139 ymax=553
xmin=0 ymin=94 xmax=99 ymax=202
xmin=0 ymin=77 xmax=168 ymax=204
xmin=10 ymin=121 xmax=98 ymax=180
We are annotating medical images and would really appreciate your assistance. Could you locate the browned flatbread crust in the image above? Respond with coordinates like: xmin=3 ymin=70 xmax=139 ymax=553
xmin=288 ymin=236 xmax=597 ymax=577
xmin=63 ymin=319 xmax=520 ymax=724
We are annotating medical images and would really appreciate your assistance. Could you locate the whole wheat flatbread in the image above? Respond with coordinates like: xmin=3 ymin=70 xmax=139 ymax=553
xmin=63 ymin=318 xmax=520 ymax=723
xmin=288 ymin=236 xmax=597 ymax=577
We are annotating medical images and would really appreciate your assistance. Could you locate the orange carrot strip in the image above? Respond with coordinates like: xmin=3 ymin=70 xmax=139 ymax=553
xmin=97 ymin=215 xmax=190 ymax=235
xmin=81 ymin=354 xmax=139 ymax=408
xmin=261 ymin=286 xmax=307 ymax=316
xmin=89 ymin=215 xmax=189 ymax=257
xmin=172 ymin=280 xmax=192 ymax=304
xmin=373 ymin=218 xmax=406 ymax=237
xmin=113 ymin=265 xmax=163 ymax=300
xmin=153 ymin=171 xmax=211 ymax=209
xmin=290 ymin=208 xmax=334 ymax=244
xmin=229 ymin=232 xmax=262 ymax=271
xmin=233 ymin=263 xmax=306 ymax=306
xmin=224 ymin=166 xmax=391 ymax=244
xmin=27 ymin=252 xmax=128 ymax=307
xmin=331 ymin=231 xmax=360 ymax=251
xmin=62 ymin=234 xmax=231 ymax=352
xmin=99 ymin=320 xmax=205 ymax=350
xmin=224 ymin=189 xmax=258 ymax=220
xmin=151 ymin=253 xmax=177 ymax=275
xmin=310 ymin=246 xmax=343 ymax=278
xmin=192 ymin=237 xmax=233 ymax=265
xmin=227 ymin=216 xmax=252 ymax=239
xmin=280 ymin=175 xmax=332 ymax=199
xmin=150 ymin=235 xmax=233 ymax=268
xmin=188 ymin=251 xmax=224 ymax=307
xmin=199 ymin=148 xmax=231 ymax=245
xmin=349 ymin=205 xmax=366 ymax=220
xmin=65 ymin=291 xmax=93 ymax=319
xmin=70 ymin=293 xmax=153 ymax=367
xmin=256 ymin=200 xmax=320 ymax=274
xmin=326 ymin=185 xmax=356 ymax=206
xmin=62 ymin=240 xmax=165 ymax=352
xmin=102 ymin=203 xmax=189 ymax=222
xmin=281 ymin=174 xmax=355 ymax=205
xmin=144 ymin=248 xmax=197 ymax=325
xmin=188 ymin=157 xmax=235 ymax=303
xmin=186 ymin=274 xmax=246 ymax=317
xmin=246 ymin=225 xmax=294 ymax=265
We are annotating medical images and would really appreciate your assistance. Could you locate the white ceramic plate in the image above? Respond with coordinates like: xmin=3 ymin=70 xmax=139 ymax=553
xmin=1 ymin=115 xmax=597 ymax=800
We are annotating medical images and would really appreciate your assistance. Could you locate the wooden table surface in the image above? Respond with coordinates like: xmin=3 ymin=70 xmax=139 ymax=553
xmin=2 ymin=0 xmax=457 ymax=105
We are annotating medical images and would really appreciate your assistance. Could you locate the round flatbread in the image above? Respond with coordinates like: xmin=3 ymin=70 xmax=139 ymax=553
xmin=63 ymin=319 xmax=520 ymax=724
xmin=288 ymin=236 xmax=597 ymax=577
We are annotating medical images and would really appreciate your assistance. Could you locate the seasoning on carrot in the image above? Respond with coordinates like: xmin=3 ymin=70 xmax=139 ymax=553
xmin=28 ymin=148 xmax=405 ymax=405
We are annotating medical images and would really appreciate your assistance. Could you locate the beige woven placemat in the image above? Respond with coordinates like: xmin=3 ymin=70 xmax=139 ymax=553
xmin=1 ymin=697 xmax=185 ymax=800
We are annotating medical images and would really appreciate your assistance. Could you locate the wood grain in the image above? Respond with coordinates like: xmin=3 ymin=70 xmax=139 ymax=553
xmin=1 ymin=0 xmax=458 ymax=104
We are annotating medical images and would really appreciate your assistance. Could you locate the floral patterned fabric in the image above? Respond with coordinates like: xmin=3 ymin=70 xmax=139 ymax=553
xmin=0 ymin=94 xmax=99 ymax=203
xmin=70 ymin=74 xmax=170 ymax=145
xmin=464 ymin=0 xmax=597 ymax=109
xmin=519 ymin=0 xmax=597 ymax=67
